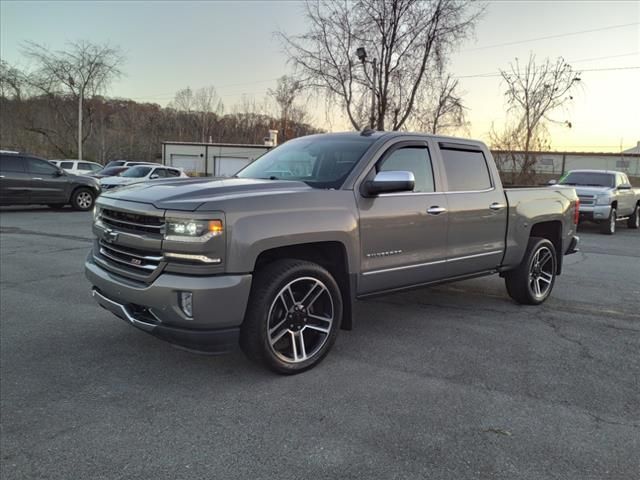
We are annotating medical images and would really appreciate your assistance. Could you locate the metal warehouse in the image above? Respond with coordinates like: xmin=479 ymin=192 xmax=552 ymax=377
xmin=162 ymin=141 xmax=272 ymax=177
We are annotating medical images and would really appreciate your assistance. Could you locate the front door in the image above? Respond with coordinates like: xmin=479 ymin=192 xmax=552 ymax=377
xmin=26 ymin=158 xmax=68 ymax=204
xmin=437 ymin=143 xmax=507 ymax=277
xmin=358 ymin=141 xmax=449 ymax=294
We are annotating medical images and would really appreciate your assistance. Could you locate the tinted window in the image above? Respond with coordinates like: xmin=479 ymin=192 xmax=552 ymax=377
xmin=152 ymin=168 xmax=167 ymax=178
xmin=441 ymin=148 xmax=492 ymax=191
xmin=167 ymin=169 xmax=181 ymax=177
xmin=61 ymin=161 xmax=74 ymax=169
xmin=378 ymin=146 xmax=434 ymax=193
xmin=78 ymin=162 xmax=95 ymax=170
xmin=0 ymin=155 xmax=26 ymax=173
xmin=559 ymin=172 xmax=615 ymax=188
xmin=28 ymin=158 xmax=59 ymax=175
xmin=121 ymin=166 xmax=152 ymax=178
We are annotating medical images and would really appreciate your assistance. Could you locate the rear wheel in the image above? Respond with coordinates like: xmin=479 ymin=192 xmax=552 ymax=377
xmin=240 ymin=259 xmax=342 ymax=374
xmin=504 ymin=237 xmax=557 ymax=305
xmin=627 ymin=204 xmax=639 ymax=229
xmin=71 ymin=188 xmax=95 ymax=211
xmin=600 ymin=207 xmax=616 ymax=235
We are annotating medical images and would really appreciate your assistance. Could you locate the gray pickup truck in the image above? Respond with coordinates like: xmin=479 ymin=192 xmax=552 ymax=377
xmin=86 ymin=132 xmax=579 ymax=373
xmin=551 ymin=169 xmax=640 ymax=234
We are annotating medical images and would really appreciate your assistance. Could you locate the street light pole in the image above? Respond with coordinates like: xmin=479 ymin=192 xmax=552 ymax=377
xmin=370 ymin=58 xmax=377 ymax=130
xmin=78 ymin=87 xmax=83 ymax=160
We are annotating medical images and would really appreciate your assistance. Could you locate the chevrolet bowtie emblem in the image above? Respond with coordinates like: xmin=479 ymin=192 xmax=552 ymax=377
xmin=103 ymin=229 xmax=119 ymax=244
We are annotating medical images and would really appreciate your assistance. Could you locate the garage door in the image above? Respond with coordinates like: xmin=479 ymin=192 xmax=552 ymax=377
xmin=170 ymin=155 xmax=202 ymax=175
xmin=214 ymin=157 xmax=251 ymax=177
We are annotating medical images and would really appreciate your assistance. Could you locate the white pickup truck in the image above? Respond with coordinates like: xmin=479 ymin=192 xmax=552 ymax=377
xmin=553 ymin=170 xmax=640 ymax=234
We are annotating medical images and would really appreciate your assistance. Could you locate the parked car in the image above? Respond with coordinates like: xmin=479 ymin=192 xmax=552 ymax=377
xmin=552 ymin=169 xmax=640 ymax=234
xmin=103 ymin=160 xmax=160 ymax=169
xmin=90 ymin=166 xmax=130 ymax=179
xmin=86 ymin=131 xmax=579 ymax=374
xmin=99 ymin=165 xmax=188 ymax=190
xmin=0 ymin=152 xmax=100 ymax=210
xmin=49 ymin=159 xmax=104 ymax=176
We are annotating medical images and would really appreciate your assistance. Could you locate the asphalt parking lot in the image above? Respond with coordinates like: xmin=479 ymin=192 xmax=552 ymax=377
xmin=1 ymin=207 xmax=638 ymax=480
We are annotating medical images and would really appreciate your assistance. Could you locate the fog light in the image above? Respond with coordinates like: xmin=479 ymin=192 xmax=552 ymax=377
xmin=179 ymin=292 xmax=193 ymax=318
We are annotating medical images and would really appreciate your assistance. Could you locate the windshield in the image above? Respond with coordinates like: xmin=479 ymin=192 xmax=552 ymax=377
xmin=236 ymin=135 xmax=375 ymax=189
xmin=559 ymin=172 xmax=615 ymax=188
xmin=121 ymin=166 xmax=152 ymax=178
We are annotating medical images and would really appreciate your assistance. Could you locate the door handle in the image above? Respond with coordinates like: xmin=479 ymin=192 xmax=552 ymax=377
xmin=489 ymin=202 xmax=506 ymax=211
xmin=32 ymin=177 xmax=43 ymax=180
xmin=427 ymin=206 xmax=447 ymax=215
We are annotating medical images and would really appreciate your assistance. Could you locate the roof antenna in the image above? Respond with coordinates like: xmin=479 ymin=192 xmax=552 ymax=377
xmin=360 ymin=128 xmax=376 ymax=137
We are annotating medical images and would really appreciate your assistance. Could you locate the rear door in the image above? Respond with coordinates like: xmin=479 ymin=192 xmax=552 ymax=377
xmin=0 ymin=155 xmax=30 ymax=204
xmin=26 ymin=158 xmax=68 ymax=204
xmin=437 ymin=143 xmax=507 ymax=276
xmin=357 ymin=140 xmax=449 ymax=294
xmin=616 ymin=173 xmax=635 ymax=215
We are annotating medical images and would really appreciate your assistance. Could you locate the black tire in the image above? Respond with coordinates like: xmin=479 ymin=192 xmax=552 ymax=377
xmin=627 ymin=204 xmax=639 ymax=229
xmin=240 ymin=259 xmax=342 ymax=374
xmin=47 ymin=204 xmax=66 ymax=210
xmin=71 ymin=188 xmax=95 ymax=211
xmin=504 ymin=237 xmax=557 ymax=305
xmin=600 ymin=207 xmax=616 ymax=235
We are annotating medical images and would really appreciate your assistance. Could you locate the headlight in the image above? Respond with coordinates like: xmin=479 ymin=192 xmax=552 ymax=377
xmin=164 ymin=219 xmax=223 ymax=242
xmin=595 ymin=194 xmax=611 ymax=205
xmin=93 ymin=206 xmax=102 ymax=221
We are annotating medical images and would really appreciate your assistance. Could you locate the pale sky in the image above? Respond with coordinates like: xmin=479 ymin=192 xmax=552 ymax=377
xmin=1 ymin=0 xmax=639 ymax=152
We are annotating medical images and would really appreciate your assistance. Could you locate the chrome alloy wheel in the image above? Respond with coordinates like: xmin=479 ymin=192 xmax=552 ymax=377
xmin=529 ymin=246 xmax=555 ymax=299
xmin=77 ymin=191 xmax=93 ymax=209
xmin=267 ymin=277 xmax=334 ymax=364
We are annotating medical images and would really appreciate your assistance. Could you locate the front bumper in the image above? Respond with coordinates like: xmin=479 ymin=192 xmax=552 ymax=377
xmin=85 ymin=254 xmax=252 ymax=353
xmin=579 ymin=204 xmax=611 ymax=222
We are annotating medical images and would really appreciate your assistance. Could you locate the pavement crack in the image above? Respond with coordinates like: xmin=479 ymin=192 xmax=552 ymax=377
xmin=586 ymin=412 xmax=640 ymax=429
xmin=538 ymin=316 xmax=595 ymax=360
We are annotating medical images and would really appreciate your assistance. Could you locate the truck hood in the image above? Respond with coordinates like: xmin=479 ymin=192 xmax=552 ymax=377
xmin=100 ymin=177 xmax=313 ymax=211
xmin=571 ymin=186 xmax=613 ymax=197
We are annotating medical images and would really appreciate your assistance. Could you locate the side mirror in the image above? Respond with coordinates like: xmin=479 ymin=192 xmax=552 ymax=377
xmin=54 ymin=168 xmax=64 ymax=177
xmin=547 ymin=179 xmax=557 ymax=185
xmin=618 ymin=183 xmax=632 ymax=190
xmin=149 ymin=174 xmax=159 ymax=179
xmin=363 ymin=171 xmax=415 ymax=197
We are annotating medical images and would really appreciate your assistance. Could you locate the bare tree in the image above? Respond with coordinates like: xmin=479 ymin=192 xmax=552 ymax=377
xmin=414 ymin=72 xmax=466 ymax=134
xmin=194 ymin=86 xmax=223 ymax=142
xmin=491 ymin=54 xmax=581 ymax=184
xmin=280 ymin=0 xmax=481 ymax=131
xmin=0 ymin=60 xmax=26 ymax=100
xmin=268 ymin=75 xmax=304 ymax=141
xmin=22 ymin=40 xmax=124 ymax=159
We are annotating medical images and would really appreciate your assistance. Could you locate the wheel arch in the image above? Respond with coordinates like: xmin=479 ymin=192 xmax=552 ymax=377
xmin=529 ymin=220 xmax=563 ymax=275
xmin=253 ymin=241 xmax=355 ymax=330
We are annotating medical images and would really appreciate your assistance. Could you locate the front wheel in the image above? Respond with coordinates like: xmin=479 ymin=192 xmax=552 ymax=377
xmin=240 ymin=259 xmax=342 ymax=374
xmin=71 ymin=188 xmax=95 ymax=211
xmin=600 ymin=207 xmax=616 ymax=235
xmin=504 ymin=237 xmax=557 ymax=305
xmin=627 ymin=204 xmax=639 ymax=229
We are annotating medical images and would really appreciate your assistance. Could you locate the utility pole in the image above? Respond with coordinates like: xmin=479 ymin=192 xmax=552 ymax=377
xmin=356 ymin=47 xmax=377 ymax=130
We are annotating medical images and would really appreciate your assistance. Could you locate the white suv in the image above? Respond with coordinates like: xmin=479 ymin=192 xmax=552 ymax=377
xmin=100 ymin=165 xmax=188 ymax=190
xmin=50 ymin=160 xmax=103 ymax=175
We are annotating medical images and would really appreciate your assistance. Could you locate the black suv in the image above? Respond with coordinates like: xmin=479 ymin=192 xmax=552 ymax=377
xmin=0 ymin=152 xmax=101 ymax=210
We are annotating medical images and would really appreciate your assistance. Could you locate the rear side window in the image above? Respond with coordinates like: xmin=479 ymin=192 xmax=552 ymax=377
xmin=166 ymin=169 xmax=181 ymax=177
xmin=61 ymin=161 xmax=74 ymax=169
xmin=378 ymin=146 xmax=435 ymax=193
xmin=78 ymin=162 xmax=93 ymax=170
xmin=440 ymin=147 xmax=492 ymax=192
xmin=0 ymin=155 xmax=26 ymax=173
xmin=27 ymin=158 xmax=59 ymax=175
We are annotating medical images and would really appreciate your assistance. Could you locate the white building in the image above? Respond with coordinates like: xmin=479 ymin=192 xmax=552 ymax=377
xmin=162 ymin=141 xmax=272 ymax=177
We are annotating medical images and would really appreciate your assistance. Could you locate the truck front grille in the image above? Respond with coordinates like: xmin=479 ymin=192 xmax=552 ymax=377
xmin=101 ymin=208 xmax=165 ymax=235
xmin=578 ymin=195 xmax=595 ymax=206
xmin=98 ymin=240 xmax=163 ymax=275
